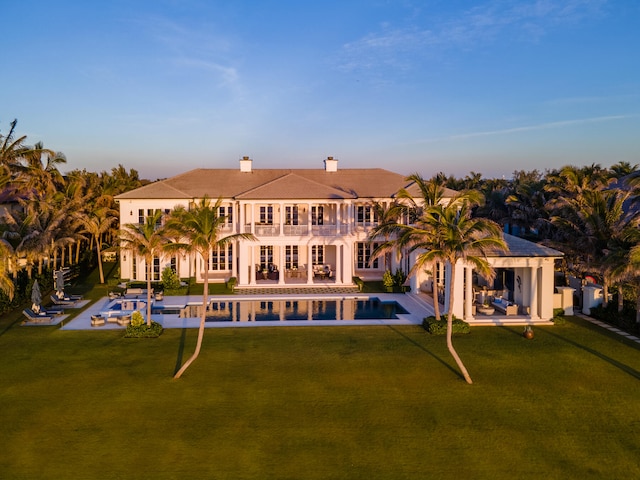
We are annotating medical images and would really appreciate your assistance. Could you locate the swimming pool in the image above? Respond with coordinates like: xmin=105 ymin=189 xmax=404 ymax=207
xmin=203 ymin=298 xmax=409 ymax=322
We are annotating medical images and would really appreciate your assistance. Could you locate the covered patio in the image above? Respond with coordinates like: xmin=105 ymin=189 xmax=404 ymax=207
xmin=409 ymin=234 xmax=565 ymax=323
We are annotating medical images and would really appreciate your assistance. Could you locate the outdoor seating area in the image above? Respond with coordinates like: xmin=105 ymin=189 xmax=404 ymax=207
xmin=491 ymin=297 xmax=518 ymax=316
xmin=313 ymin=264 xmax=333 ymax=279
xmin=256 ymin=264 xmax=279 ymax=281
xmin=124 ymin=287 xmax=152 ymax=298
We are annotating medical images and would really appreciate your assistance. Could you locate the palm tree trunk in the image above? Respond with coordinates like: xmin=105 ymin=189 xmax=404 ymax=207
xmin=95 ymin=235 xmax=105 ymax=284
xmin=146 ymin=257 xmax=153 ymax=327
xmin=618 ymin=285 xmax=624 ymax=313
xmin=174 ymin=262 xmax=208 ymax=379
xmin=432 ymin=261 xmax=441 ymax=320
xmin=446 ymin=263 xmax=473 ymax=384
xmin=75 ymin=240 xmax=81 ymax=264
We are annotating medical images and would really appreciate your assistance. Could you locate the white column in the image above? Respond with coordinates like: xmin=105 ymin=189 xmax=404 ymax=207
xmin=335 ymin=244 xmax=342 ymax=284
xmin=307 ymin=244 xmax=313 ymax=284
xmin=249 ymin=245 xmax=256 ymax=285
xmin=279 ymin=202 xmax=284 ymax=237
xmin=540 ymin=260 xmax=555 ymax=319
xmin=465 ymin=266 xmax=474 ymax=320
xmin=529 ymin=266 xmax=539 ymax=319
xmin=249 ymin=203 xmax=255 ymax=235
xmin=232 ymin=241 xmax=238 ymax=279
xmin=278 ymin=246 xmax=285 ymax=284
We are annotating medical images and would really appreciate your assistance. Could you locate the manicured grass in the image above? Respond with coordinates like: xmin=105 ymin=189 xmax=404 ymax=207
xmin=1 ymin=313 xmax=640 ymax=479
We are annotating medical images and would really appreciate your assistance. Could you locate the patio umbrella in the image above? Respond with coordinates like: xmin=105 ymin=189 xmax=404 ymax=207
xmin=55 ymin=270 xmax=65 ymax=295
xmin=31 ymin=279 xmax=42 ymax=313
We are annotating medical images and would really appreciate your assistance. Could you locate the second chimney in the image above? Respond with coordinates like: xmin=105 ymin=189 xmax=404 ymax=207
xmin=240 ymin=156 xmax=252 ymax=172
xmin=324 ymin=156 xmax=338 ymax=172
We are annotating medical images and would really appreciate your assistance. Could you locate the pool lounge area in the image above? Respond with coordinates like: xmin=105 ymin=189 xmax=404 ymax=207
xmin=60 ymin=293 xmax=434 ymax=330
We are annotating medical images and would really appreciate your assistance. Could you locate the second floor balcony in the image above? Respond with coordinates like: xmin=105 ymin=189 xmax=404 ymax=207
xmin=244 ymin=223 xmax=350 ymax=237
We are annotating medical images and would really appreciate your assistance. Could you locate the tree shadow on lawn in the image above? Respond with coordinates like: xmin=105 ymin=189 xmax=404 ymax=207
xmin=539 ymin=326 xmax=640 ymax=381
xmin=173 ymin=328 xmax=188 ymax=376
xmin=385 ymin=324 xmax=463 ymax=380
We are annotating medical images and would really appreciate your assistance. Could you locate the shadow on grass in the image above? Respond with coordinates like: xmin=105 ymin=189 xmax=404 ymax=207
xmin=540 ymin=326 xmax=640 ymax=381
xmin=385 ymin=324 xmax=462 ymax=380
xmin=174 ymin=328 xmax=188 ymax=376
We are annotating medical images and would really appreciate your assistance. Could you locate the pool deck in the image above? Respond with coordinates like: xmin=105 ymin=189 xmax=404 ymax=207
xmin=60 ymin=293 xmax=434 ymax=330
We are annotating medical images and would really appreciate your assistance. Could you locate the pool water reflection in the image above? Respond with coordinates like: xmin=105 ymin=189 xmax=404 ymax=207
xmin=203 ymin=298 xmax=408 ymax=322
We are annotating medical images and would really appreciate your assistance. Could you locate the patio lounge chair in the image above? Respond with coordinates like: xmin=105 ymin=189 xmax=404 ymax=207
xmin=50 ymin=294 xmax=78 ymax=306
xmin=22 ymin=308 xmax=53 ymax=323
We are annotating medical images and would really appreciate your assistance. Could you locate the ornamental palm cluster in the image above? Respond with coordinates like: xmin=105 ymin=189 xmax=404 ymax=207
xmin=0 ymin=118 xmax=141 ymax=303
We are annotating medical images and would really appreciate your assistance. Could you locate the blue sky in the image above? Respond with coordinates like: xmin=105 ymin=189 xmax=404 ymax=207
xmin=2 ymin=0 xmax=639 ymax=180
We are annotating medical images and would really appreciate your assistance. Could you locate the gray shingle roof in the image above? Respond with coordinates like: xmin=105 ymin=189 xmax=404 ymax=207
xmin=485 ymin=233 xmax=564 ymax=258
xmin=115 ymin=167 xmax=416 ymax=200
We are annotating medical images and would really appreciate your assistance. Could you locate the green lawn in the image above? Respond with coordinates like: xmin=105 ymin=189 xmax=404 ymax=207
xmin=1 ymin=310 xmax=640 ymax=479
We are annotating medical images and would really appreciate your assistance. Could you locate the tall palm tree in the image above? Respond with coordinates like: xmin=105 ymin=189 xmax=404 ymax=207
xmin=118 ymin=210 xmax=173 ymax=326
xmin=393 ymin=173 xmax=450 ymax=320
xmin=76 ymin=206 xmax=118 ymax=285
xmin=167 ymin=197 xmax=255 ymax=379
xmin=401 ymin=191 xmax=506 ymax=384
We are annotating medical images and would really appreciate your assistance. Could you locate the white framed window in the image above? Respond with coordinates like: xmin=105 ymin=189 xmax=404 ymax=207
xmin=260 ymin=245 xmax=274 ymax=269
xmin=219 ymin=205 xmax=233 ymax=224
xmin=312 ymin=245 xmax=324 ymax=265
xmin=285 ymin=205 xmax=299 ymax=225
xmin=285 ymin=245 xmax=299 ymax=269
xmin=208 ymin=244 xmax=233 ymax=271
xmin=356 ymin=242 xmax=379 ymax=269
xmin=259 ymin=206 xmax=273 ymax=224
xmin=312 ymin=205 xmax=324 ymax=225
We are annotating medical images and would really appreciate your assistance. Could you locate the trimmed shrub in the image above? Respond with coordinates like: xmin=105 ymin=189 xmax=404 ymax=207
xmin=226 ymin=277 xmax=237 ymax=292
xmin=130 ymin=311 xmax=144 ymax=327
xmin=161 ymin=267 xmax=181 ymax=290
xmin=422 ymin=316 xmax=470 ymax=335
xmin=353 ymin=277 xmax=365 ymax=292
xmin=552 ymin=308 xmax=566 ymax=325
xmin=125 ymin=320 xmax=164 ymax=338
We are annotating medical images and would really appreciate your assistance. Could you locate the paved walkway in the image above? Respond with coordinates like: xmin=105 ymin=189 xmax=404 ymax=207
xmin=576 ymin=313 xmax=640 ymax=345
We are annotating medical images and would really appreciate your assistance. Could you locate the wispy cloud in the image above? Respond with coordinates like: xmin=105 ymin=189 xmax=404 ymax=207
xmin=126 ymin=14 xmax=240 ymax=88
xmin=171 ymin=57 xmax=239 ymax=87
xmin=339 ymin=0 xmax=608 ymax=71
xmin=416 ymin=114 xmax=635 ymax=144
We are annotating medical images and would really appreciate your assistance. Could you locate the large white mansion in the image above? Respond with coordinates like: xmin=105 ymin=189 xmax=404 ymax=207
xmin=115 ymin=157 xmax=565 ymax=321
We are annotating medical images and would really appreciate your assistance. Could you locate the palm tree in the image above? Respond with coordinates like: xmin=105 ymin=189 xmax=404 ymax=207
xmin=167 ymin=197 xmax=255 ymax=379
xmin=118 ymin=210 xmax=173 ymax=326
xmin=395 ymin=173 xmax=450 ymax=320
xmin=402 ymin=191 xmax=507 ymax=384
xmin=0 ymin=239 xmax=15 ymax=300
xmin=549 ymin=188 xmax=637 ymax=307
xmin=614 ymin=231 xmax=640 ymax=325
xmin=76 ymin=206 xmax=118 ymax=284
